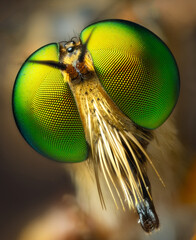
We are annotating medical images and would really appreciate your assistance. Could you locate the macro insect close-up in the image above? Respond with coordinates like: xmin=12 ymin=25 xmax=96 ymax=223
xmin=12 ymin=19 xmax=179 ymax=233
xmin=1 ymin=1 xmax=196 ymax=240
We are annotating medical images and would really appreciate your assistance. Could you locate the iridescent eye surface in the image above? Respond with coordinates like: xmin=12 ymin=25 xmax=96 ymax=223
xmin=80 ymin=19 xmax=180 ymax=129
xmin=13 ymin=43 xmax=88 ymax=162
xmin=13 ymin=19 xmax=180 ymax=163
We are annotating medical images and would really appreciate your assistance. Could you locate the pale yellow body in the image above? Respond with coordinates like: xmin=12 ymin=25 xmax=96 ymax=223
xmin=59 ymin=42 xmax=181 ymax=234
xmin=69 ymin=117 xmax=180 ymax=236
xmin=18 ymin=40 xmax=181 ymax=240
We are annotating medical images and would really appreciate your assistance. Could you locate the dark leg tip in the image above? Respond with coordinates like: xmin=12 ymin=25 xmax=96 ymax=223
xmin=136 ymin=198 xmax=159 ymax=233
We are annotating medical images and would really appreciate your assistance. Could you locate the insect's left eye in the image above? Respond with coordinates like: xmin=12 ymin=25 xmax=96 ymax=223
xmin=80 ymin=20 xmax=180 ymax=129
xmin=12 ymin=43 xmax=89 ymax=162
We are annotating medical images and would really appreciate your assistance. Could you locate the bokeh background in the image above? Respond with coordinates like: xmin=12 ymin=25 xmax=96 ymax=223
xmin=1 ymin=0 xmax=196 ymax=239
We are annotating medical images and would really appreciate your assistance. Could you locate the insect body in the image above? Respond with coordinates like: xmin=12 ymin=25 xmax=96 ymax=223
xmin=12 ymin=19 xmax=180 ymax=233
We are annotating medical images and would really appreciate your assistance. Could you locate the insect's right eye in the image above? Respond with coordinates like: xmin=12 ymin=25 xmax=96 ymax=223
xmin=12 ymin=43 xmax=89 ymax=163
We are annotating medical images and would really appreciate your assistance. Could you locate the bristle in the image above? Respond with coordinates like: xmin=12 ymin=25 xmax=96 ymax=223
xmin=84 ymin=95 xmax=159 ymax=210
xmin=86 ymin=97 xmax=106 ymax=209
xmin=125 ymin=131 xmax=165 ymax=187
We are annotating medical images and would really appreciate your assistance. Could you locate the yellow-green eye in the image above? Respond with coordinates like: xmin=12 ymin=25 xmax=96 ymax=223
xmin=12 ymin=43 xmax=88 ymax=162
xmin=80 ymin=20 xmax=180 ymax=129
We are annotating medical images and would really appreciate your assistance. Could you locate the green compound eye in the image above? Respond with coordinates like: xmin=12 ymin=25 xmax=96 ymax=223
xmin=80 ymin=20 xmax=180 ymax=129
xmin=13 ymin=43 xmax=88 ymax=162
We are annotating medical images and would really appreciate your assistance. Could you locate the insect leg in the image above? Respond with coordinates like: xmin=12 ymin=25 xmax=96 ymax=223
xmin=136 ymin=173 xmax=159 ymax=233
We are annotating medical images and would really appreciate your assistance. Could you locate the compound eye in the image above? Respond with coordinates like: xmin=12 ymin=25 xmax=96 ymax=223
xmin=80 ymin=20 xmax=180 ymax=129
xmin=12 ymin=43 xmax=88 ymax=162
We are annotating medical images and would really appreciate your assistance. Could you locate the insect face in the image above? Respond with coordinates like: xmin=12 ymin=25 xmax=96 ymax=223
xmin=59 ymin=40 xmax=81 ymax=64
xmin=12 ymin=19 xmax=180 ymax=233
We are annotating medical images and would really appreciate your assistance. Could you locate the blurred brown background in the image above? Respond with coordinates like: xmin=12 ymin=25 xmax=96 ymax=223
xmin=1 ymin=0 xmax=196 ymax=239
